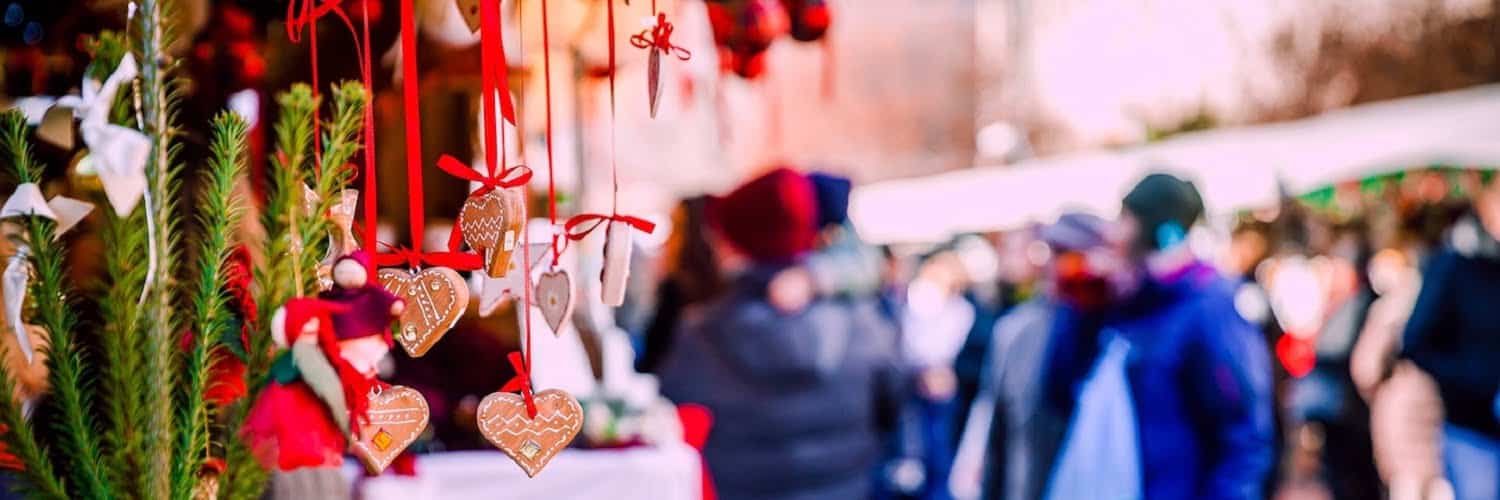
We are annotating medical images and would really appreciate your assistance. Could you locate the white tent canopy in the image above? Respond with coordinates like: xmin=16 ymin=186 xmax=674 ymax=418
xmin=852 ymin=84 xmax=1500 ymax=244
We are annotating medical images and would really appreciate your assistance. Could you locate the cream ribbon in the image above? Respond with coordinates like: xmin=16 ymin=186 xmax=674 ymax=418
xmin=56 ymin=53 xmax=149 ymax=217
xmin=0 ymin=183 xmax=94 ymax=364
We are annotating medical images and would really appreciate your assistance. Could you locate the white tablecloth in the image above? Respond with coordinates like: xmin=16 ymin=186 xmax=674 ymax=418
xmin=351 ymin=444 xmax=702 ymax=500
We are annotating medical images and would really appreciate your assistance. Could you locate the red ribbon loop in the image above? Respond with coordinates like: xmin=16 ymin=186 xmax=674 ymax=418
xmin=373 ymin=243 xmax=484 ymax=271
xmin=630 ymin=14 xmax=692 ymax=61
xmin=436 ymin=155 xmax=533 ymax=197
xmin=563 ymin=213 xmax=657 ymax=241
xmin=500 ymin=351 xmax=538 ymax=418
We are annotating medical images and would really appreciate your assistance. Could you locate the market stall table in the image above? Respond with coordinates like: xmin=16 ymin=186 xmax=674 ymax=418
xmin=349 ymin=444 xmax=703 ymax=499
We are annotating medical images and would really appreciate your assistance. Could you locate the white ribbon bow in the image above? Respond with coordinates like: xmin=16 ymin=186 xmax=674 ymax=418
xmin=0 ymin=183 xmax=94 ymax=364
xmin=56 ymin=53 xmax=149 ymax=216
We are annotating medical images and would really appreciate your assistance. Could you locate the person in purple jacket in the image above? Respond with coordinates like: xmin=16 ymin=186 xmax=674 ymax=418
xmin=1042 ymin=173 xmax=1274 ymax=499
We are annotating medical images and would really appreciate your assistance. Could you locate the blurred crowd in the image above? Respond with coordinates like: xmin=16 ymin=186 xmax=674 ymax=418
xmin=629 ymin=165 xmax=1500 ymax=500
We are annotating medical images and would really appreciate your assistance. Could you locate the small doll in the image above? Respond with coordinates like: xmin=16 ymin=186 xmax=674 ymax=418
xmin=241 ymin=251 xmax=404 ymax=497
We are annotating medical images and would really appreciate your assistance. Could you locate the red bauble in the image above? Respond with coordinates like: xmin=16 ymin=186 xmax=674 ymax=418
xmin=740 ymin=0 xmax=789 ymax=53
xmin=705 ymin=3 xmax=734 ymax=46
xmin=733 ymin=50 xmax=768 ymax=79
xmin=782 ymin=0 xmax=831 ymax=42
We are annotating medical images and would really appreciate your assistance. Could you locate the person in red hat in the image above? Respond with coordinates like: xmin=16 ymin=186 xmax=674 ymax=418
xmin=657 ymin=167 xmax=906 ymax=500
xmin=241 ymin=251 xmax=403 ymax=497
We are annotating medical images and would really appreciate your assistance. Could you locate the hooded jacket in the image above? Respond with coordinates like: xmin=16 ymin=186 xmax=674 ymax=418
xmin=659 ymin=265 xmax=906 ymax=500
xmin=1042 ymin=262 xmax=1273 ymax=500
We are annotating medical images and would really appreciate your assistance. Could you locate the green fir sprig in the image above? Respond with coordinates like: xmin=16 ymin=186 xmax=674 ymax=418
xmin=1 ymin=111 xmax=113 ymax=498
xmin=170 ymin=112 xmax=248 ymax=500
xmin=0 ymin=111 xmax=68 ymax=500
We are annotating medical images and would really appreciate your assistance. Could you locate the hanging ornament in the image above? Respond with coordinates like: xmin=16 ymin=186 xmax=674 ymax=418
xmin=477 ymin=242 xmax=551 ymax=317
xmin=600 ymin=222 xmax=633 ymax=307
xmin=52 ymin=54 xmax=149 ymax=216
xmin=446 ymin=155 xmax=531 ymax=279
xmin=457 ymin=188 xmax=527 ymax=278
xmin=379 ymin=266 xmax=469 ymax=357
xmin=351 ymin=385 xmax=431 ymax=474
xmin=478 ymin=388 xmax=584 ymax=477
xmin=0 ymin=183 xmax=93 ymax=364
xmin=534 ymin=269 xmax=573 ymax=335
xmin=631 ymin=13 xmax=692 ymax=118
xmin=781 ymin=0 xmax=831 ymax=42
xmin=563 ymin=214 xmax=656 ymax=307
xmin=307 ymin=187 xmax=362 ymax=290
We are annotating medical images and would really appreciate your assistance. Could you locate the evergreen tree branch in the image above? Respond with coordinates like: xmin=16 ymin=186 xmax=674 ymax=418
xmin=97 ymin=207 xmax=148 ymax=494
xmin=295 ymin=81 xmax=366 ymax=295
xmin=1 ymin=111 xmax=113 ymax=498
xmin=0 ymin=112 xmax=68 ymax=500
xmin=223 ymin=85 xmax=318 ymax=500
xmin=170 ymin=112 xmax=247 ymax=500
xmin=0 ymin=345 xmax=66 ymax=500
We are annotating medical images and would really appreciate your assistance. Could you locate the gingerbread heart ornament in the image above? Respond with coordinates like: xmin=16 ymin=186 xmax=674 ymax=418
xmin=478 ymin=389 xmax=583 ymax=477
xmin=379 ymin=267 xmax=469 ymax=357
xmin=351 ymin=385 xmax=430 ymax=474
xmin=459 ymin=188 xmax=527 ymax=278
xmin=535 ymin=269 xmax=573 ymax=335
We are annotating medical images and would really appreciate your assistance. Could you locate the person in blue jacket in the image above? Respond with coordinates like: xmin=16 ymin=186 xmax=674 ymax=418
xmin=1042 ymin=173 xmax=1274 ymax=499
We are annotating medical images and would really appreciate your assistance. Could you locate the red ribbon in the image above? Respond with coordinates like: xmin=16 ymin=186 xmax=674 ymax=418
xmin=436 ymin=155 xmax=533 ymax=197
xmin=631 ymin=13 xmax=692 ymax=61
xmin=437 ymin=155 xmax=532 ymax=252
xmin=500 ymin=351 xmax=538 ymax=418
xmin=564 ymin=213 xmax=657 ymax=241
xmin=373 ymin=244 xmax=483 ymax=271
xmin=399 ymin=0 xmax=426 ymax=251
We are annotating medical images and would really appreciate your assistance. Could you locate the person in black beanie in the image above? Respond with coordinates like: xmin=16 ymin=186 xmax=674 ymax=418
xmin=1041 ymin=172 xmax=1273 ymax=499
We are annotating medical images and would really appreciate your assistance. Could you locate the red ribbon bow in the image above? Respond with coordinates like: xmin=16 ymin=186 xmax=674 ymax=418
xmin=373 ymin=243 xmax=483 ymax=271
xmin=437 ymin=155 xmax=533 ymax=197
xmin=631 ymin=14 xmax=693 ymax=61
xmin=500 ymin=351 xmax=538 ymax=418
xmin=564 ymin=213 xmax=658 ymax=241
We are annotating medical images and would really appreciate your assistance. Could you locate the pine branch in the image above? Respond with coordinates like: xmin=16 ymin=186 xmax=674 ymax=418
xmin=28 ymin=218 xmax=112 ymax=499
xmin=0 ymin=110 xmax=113 ymax=498
xmin=0 ymin=344 xmax=66 ymax=500
xmin=135 ymin=0 xmax=184 ymax=496
xmin=1 ymin=112 xmax=38 ymax=184
xmin=221 ymin=85 xmax=318 ymax=500
xmin=294 ymin=81 xmax=366 ymax=295
xmin=96 ymin=207 xmax=148 ymax=494
xmin=249 ymin=85 xmax=315 ymax=385
xmin=0 ymin=116 xmax=68 ymax=500
xmin=170 ymin=112 xmax=247 ymax=500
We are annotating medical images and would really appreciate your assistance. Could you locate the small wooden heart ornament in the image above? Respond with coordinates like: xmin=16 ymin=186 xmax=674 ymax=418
xmin=535 ymin=269 xmax=573 ymax=335
xmin=351 ymin=385 xmax=430 ymax=475
xmin=459 ymin=188 xmax=527 ymax=278
xmin=378 ymin=267 xmax=470 ymax=357
xmin=478 ymin=389 xmax=583 ymax=477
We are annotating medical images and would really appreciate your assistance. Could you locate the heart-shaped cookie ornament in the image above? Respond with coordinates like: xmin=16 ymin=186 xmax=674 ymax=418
xmin=535 ymin=269 xmax=573 ymax=335
xmin=351 ymin=385 xmax=430 ymax=475
xmin=379 ymin=267 xmax=470 ymax=357
xmin=478 ymin=389 xmax=583 ymax=477
xmin=459 ymin=188 xmax=527 ymax=278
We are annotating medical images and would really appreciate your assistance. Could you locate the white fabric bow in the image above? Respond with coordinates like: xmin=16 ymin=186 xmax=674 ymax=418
xmin=56 ymin=53 xmax=150 ymax=216
xmin=0 ymin=183 xmax=94 ymax=364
